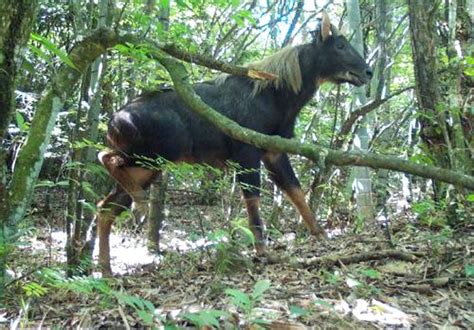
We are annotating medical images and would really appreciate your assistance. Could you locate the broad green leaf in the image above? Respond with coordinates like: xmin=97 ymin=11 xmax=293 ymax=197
xmin=465 ymin=264 xmax=474 ymax=277
xmin=467 ymin=194 xmax=474 ymax=202
xmin=137 ymin=310 xmax=154 ymax=325
xmin=15 ymin=112 xmax=27 ymax=131
xmin=30 ymin=33 xmax=78 ymax=70
xmin=289 ymin=305 xmax=309 ymax=317
xmin=29 ymin=44 xmax=53 ymax=65
xmin=464 ymin=67 xmax=474 ymax=77
xmin=225 ymin=288 xmax=251 ymax=309
xmin=251 ymin=280 xmax=271 ymax=300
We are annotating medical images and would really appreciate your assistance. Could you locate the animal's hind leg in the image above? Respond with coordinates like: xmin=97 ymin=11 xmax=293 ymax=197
xmin=99 ymin=151 xmax=155 ymax=215
xmin=235 ymin=150 xmax=266 ymax=255
xmin=263 ymin=152 xmax=326 ymax=238
xmin=97 ymin=184 xmax=132 ymax=276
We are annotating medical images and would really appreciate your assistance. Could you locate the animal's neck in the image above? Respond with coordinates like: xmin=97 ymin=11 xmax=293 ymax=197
xmin=276 ymin=44 xmax=322 ymax=115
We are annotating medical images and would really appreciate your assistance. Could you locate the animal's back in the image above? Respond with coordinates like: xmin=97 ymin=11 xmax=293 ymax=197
xmin=107 ymin=76 xmax=282 ymax=164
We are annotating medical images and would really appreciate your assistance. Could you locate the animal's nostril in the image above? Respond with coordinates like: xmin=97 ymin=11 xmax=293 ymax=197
xmin=366 ymin=69 xmax=373 ymax=78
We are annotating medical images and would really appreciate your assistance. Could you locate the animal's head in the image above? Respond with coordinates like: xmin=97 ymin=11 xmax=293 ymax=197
xmin=311 ymin=13 xmax=372 ymax=87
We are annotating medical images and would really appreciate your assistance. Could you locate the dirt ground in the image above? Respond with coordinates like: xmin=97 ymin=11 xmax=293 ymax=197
xmin=3 ymin=188 xmax=473 ymax=329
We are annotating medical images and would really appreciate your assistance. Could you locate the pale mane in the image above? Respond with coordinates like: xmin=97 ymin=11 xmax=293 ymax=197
xmin=213 ymin=46 xmax=302 ymax=97
xmin=247 ymin=46 xmax=302 ymax=97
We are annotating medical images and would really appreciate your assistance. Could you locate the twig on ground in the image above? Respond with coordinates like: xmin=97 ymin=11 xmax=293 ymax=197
xmin=293 ymin=249 xmax=421 ymax=269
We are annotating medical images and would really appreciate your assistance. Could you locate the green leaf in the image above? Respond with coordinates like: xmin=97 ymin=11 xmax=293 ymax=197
xmin=137 ymin=310 xmax=154 ymax=325
xmin=56 ymin=180 xmax=69 ymax=187
xmin=232 ymin=224 xmax=255 ymax=244
xmin=360 ymin=268 xmax=381 ymax=279
xmin=465 ymin=264 xmax=474 ymax=277
xmin=23 ymin=281 xmax=48 ymax=297
xmin=29 ymin=44 xmax=53 ymax=65
xmin=35 ymin=180 xmax=56 ymax=188
xmin=225 ymin=288 xmax=251 ymax=309
xmin=466 ymin=194 xmax=474 ymax=202
xmin=15 ymin=112 xmax=27 ymax=131
xmin=289 ymin=305 xmax=309 ymax=317
xmin=314 ymin=299 xmax=333 ymax=309
xmin=160 ymin=0 xmax=170 ymax=8
xmin=182 ymin=313 xmax=203 ymax=327
xmin=464 ymin=67 xmax=474 ymax=77
xmin=22 ymin=58 xmax=35 ymax=74
xmin=183 ymin=310 xmax=227 ymax=328
xmin=251 ymin=280 xmax=271 ymax=300
xmin=30 ymin=33 xmax=78 ymax=70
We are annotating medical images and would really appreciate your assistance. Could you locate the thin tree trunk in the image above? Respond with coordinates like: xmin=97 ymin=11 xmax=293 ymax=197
xmin=148 ymin=170 xmax=167 ymax=252
xmin=346 ymin=0 xmax=375 ymax=223
xmin=147 ymin=0 xmax=170 ymax=253
xmin=76 ymin=0 xmax=113 ymax=269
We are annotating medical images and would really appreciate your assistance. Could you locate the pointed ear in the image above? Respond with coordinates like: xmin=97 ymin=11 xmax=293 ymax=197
xmin=321 ymin=12 xmax=331 ymax=41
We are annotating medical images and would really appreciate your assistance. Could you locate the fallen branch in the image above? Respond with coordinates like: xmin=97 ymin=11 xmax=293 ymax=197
xmin=291 ymin=249 xmax=420 ymax=269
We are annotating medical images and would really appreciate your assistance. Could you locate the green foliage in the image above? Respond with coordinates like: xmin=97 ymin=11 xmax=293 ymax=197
xmin=463 ymin=56 xmax=474 ymax=76
xmin=15 ymin=113 xmax=29 ymax=132
xmin=420 ymin=227 xmax=453 ymax=256
xmin=289 ymin=305 xmax=309 ymax=318
xmin=30 ymin=33 xmax=78 ymax=70
xmin=465 ymin=264 xmax=474 ymax=278
xmin=18 ymin=268 xmax=158 ymax=326
xmin=208 ymin=228 xmax=252 ymax=274
xmin=22 ymin=281 xmax=48 ymax=298
xmin=320 ymin=270 xmax=342 ymax=285
xmin=182 ymin=309 xmax=228 ymax=329
xmin=359 ymin=268 xmax=381 ymax=280
xmin=114 ymin=292 xmax=156 ymax=326
xmin=412 ymin=199 xmax=448 ymax=228
xmin=225 ymin=279 xmax=271 ymax=326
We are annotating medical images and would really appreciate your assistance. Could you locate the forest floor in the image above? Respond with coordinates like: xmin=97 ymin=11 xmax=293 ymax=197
xmin=2 ymin=188 xmax=473 ymax=329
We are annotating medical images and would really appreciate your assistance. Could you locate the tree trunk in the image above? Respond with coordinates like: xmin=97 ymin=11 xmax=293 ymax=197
xmin=0 ymin=0 xmax=38 ymax=302
xmin=148 ymin=170 xmax=167 ymax=252
xmin=66 ymin=0 xmax=112 ymax=274
xmin=7 ymin=28 xmax=120 ymax=228
xmin=408 ymin=0 xmax=451 ymax=200
xmin=346 ymin=0 xmax=375 ymax=223
xmin=147 ymin=0 xmax=170 ymax=253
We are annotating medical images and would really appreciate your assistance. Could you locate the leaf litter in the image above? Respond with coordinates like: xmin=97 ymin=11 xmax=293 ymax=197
xmin=2 ymin=189 xmax=473 ymax=329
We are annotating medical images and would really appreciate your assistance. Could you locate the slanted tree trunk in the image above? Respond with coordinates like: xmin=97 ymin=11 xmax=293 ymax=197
xmin=7 ymin=28 xmax=120 ymax=231
xmin=0 ymin=0 xmax=38 ymax=301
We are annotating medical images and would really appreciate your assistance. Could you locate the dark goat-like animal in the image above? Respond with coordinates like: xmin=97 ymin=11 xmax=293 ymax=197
xmin=97 ymin=14 xmax=372 ymax=275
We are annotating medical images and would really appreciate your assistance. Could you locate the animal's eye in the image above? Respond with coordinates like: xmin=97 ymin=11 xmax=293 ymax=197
xmin=337 ymin=42 xmax=345 ymax=50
